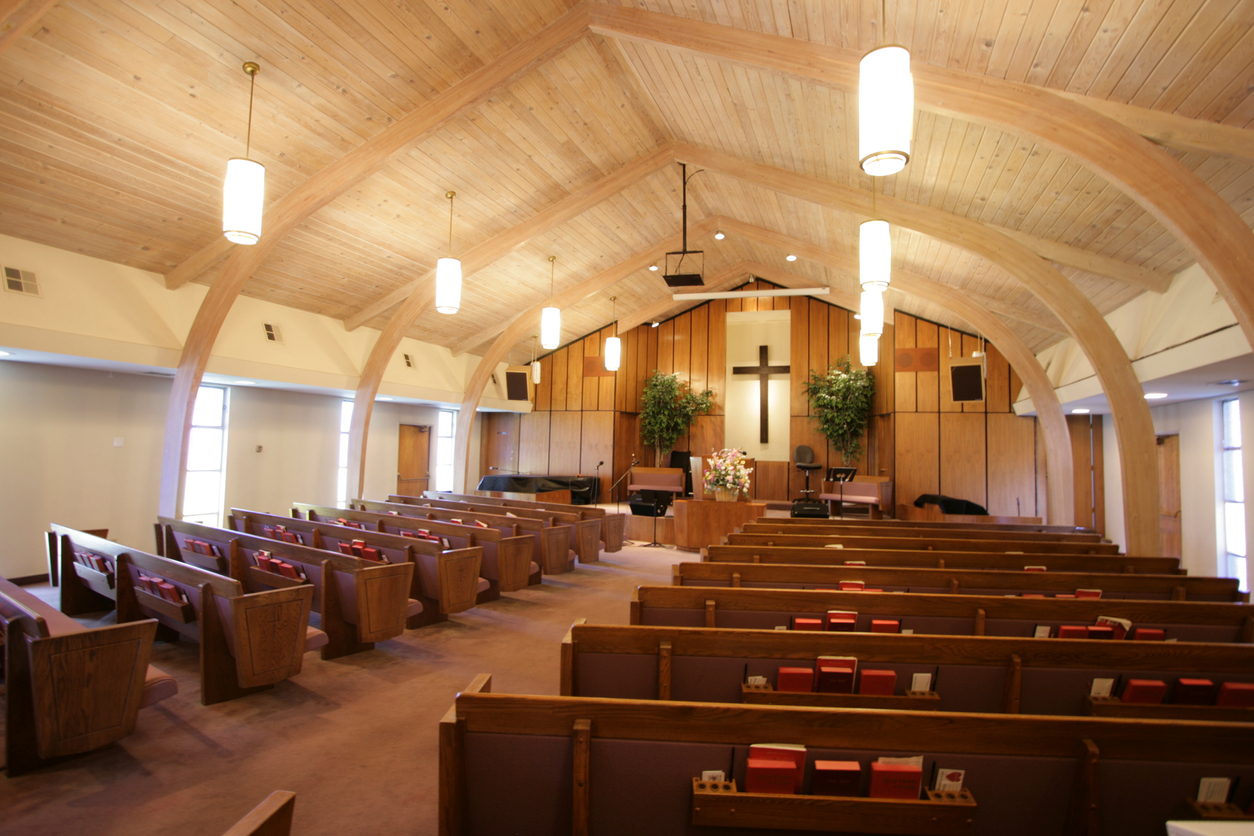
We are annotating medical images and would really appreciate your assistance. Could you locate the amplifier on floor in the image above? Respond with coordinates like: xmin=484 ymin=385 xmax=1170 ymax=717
xmin=791 ymin=500 xmax=830 ymax=519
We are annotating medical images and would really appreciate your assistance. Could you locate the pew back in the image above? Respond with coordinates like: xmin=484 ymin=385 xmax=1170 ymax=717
xmin=761 ymin=516 xmax=1098 ymax=536
xmin=728 ymin=531 xmax=1120 ymax=555
xmin=422 ymin=490 xmax=625 ymax=552
xmin=746 ymin=521 xmax=1104 ymax=544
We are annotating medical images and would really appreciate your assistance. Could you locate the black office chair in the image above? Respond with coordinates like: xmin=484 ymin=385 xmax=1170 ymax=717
xmin=794 ymin=445 xmax=823 ymax=498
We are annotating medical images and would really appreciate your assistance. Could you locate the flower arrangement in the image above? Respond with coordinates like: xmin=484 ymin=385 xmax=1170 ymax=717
xmin=703 ymin=448 xmax=753 ymax=499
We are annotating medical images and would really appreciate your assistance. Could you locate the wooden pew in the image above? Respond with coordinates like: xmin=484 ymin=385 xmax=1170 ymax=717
xmin=221 ymin=791 xmax=296 ymax=836
xmin=673 ymin=561 xmax=1247 ymax=602
xmin=630 ymin=586 xmax=1254 ymax=644
xmin=0 ymin=577 xmax=174 ymax=776
xmin=353 ymin=497 xmax=574 ymax=575
xmin=705 ymin=544 xmax=1183 ymax=575
xmin=439 ymin=675 xmax=1254 ymax=836
xmin=293 ymin=503 xmax=535 ymax=597
xmin=560 ymin=621 xmax=1254 ymax=721
xmin=227 ymin=508 xmax=485 ymax=626
xmin=51 ymin=525 xmax=322 ymax=706
xmin=158 ymin=518 xmax=413 ymax=660
xmin=728 ymin=530 xmax=1122 ymax=555
xmin=424 ymin=491 xmax=625 ymax=553
xmin=388 ymin=494 xmax=602 ymax=564
xmin=747 ymin=520 xmax=1106 ymax=544
xmin=760 ymin=516 xmax=1100 ymax=537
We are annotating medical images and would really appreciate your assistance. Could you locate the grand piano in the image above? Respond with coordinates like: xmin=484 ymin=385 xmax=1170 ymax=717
xmin=476 ymin=474 xmax=599 ymax=505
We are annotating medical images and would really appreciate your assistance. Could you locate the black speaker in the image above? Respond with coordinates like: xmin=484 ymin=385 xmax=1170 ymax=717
xmin=505 ymin=370 xmax=529 ymax=400
xmin=950 ymin=362 xmax=985 ymax=402
xmin=791 ymin=500 xmax=829 ymax=519
xmin=629 ymin=498 xmax=667 ymax=517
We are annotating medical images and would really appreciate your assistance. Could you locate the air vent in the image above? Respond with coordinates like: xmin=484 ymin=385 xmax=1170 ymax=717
xmin=4 ymin=266 xmax=40 ymax=296
xmin=263 ymin=322 xmax=283 ymax=343
xmin=403 ymin=354 xmax=414 ymax=368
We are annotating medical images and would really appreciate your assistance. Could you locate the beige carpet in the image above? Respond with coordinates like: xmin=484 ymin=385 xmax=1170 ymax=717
xmin=2 ymin=540 xmax=682 ymax=835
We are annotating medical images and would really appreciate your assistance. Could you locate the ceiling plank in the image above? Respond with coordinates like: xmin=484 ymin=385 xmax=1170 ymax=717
xmin=0 ymin=0 xmax=57 ymax=54
xmin=346 ymin=141 xmax=676 ymax=332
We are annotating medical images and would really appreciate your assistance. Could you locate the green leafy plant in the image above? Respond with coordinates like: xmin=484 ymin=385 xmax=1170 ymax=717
xmin=639 ymin=371 xmax=714 ymax=465
xmin=804 ymin=356 xmax=876 ymax=464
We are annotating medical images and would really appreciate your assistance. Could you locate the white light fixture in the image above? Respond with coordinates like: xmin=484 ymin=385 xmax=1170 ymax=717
xmin=530 ymin=335 xmax=541 ymax=384
xmin=859 ymin=219 xmax=891 ymax=290
xmin=860 ymin=289 xmax=885 ymax=337
xmin=859 ymin=45 xmax=913 ymax=176
xmin=648 ymin=264 xmax=659 ymax=272
xmin=859 ymin=333 xmax=880 ymax=366
xmin=434 ymin=190 xmax=462 ymax=315
xmin=540 ymin=255 xmax=560 ymax=350
xmin=604 ymin=296 xmax=622 ymax=372
xmin=223 ymin=61 xmax=265 ymax=245
xmin=785 ymin=254 xmax=798 ymax=262
xmin=1071 ymin=408 xmax=1090 ymax=414
xmin=714 ymin=230 xmax=725 ymax=240
xmin=1144 ymin=392 xmax=1169 ymax=400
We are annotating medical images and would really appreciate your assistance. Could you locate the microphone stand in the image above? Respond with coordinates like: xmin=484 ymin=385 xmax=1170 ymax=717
xmin=609 ymin=459 xmax=638 ymax=511
xmin=593 ymin=461 xmax=603 ymax=505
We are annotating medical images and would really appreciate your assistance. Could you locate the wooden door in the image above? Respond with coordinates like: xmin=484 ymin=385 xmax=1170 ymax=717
xmin=398 ymin=425 xmax=431 ymax=497
xmin=1158 ymin=434 xmax=1181 ymax=558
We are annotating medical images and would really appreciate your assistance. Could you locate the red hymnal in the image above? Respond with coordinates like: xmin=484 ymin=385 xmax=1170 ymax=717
xmin=1131 ymin=628 xmax=1165 ymax=641
xmin=360 ymin=547 xmax=381 ymax=563
xmin=748 ymin=744 xmax=806 ymax=792
xmin=839 ymin=580 xmax=865 ymax=591
xmin=282 ymin=531 xmax=299 ymax=544
xmin=844 ymin=560 xmax=867 ymax=566
xmin=400 ymin=530 xmax=416 ymax=538
xmin=776 ymin=667 xmax=814 ymax=692
xmin=475 ymin=520 xmax=490 ymax=528
xmin=1054 ymin=593 xmax=1076 ymax=599
xmin=1075 ymin=588 xmax=1103 ymax=599
xmin=792 ymin=617 xmax=823 ymax=631
xmin=745 ymin=758 xmax=797 ymax=794
xmin=1086 ymin=625 xmax=1115 ymax=640
xmin=1057 ymin=625 xmax=1089 ymax=639
xmin=859 ymin=669 xmax=897 ymax=696
xmin=871 ymin=619 xmax=900 ymax=634
xmin=816 ymin=656 xmax=858 ymax=694
xmin=812 ymin=761 xmax=861 ymax=796
xmin=827 ymin=610 xmax=858 ymax=631
xmin=868 ymin=762 xmax=922 ymax=799
xmin=156 ymin=581 xmax=181 ymax=603
xmin=1095 ymin=616 xmax=1132 ymax=641
xmin=1024 ymin=565 xmax=1047 ymax=572
xmin=1215 ymin=682 xmax=1254 ymax=707
xmin=1022 ymin=593 xmax=1046 ymax=598
xmin=1121 ymin=679 xmax=1168 ymax=704
xmin=255 ymin=554 xmax=274 ymax=571
xmin=1173 ymin=679 xmax=1215 ymax=705
xmin=337 ymin=542 xmax=354 ymax=555
xmin=276 ymin=562 xmax=300 ymax=579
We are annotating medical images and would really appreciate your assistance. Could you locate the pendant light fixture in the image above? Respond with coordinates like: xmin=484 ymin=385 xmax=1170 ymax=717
xmin=860 ymin=180 xmax=891 ymax=291
xmin=435 ymin=191 xmax=462 ymax=315
xmin=530 ymin=335 xmax=541 ymax=384
xmin=604 ymin=296 xmax=622 ymax=372
xmin=859 ymin=2 xmax=913 ymax=177
xmin=540 ymin=256 xmax=560 ymax=350
xmin=859 ymin=289 xmax=885 ymax=338
xmin=222 ymin=61 xmax=265 ymax=245
xmin=859 ymin=333 xmax=880 ymax=366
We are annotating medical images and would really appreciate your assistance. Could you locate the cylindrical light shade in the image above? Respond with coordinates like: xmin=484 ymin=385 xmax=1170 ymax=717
xmin=860 ymin=289 xmax=885 ymax=337
xmin=531 ymin=360 xmax=541 ymax=384
xmin=859 ymin=45 xmax=914 ymax=176
xmin=435 ymin=257 xmax=462 ymax=315
xmin=223 ymin=157 xmax=265 ymax=245
xmin=859 ymin=219 xmax=892 ymax=290
xmin=860 ymin=333 xmax=880 ymax=366
xmin=540 ymin=306 xmax=561 ymax=350
xmin=604 ymin=336 xmax=622 ymax=371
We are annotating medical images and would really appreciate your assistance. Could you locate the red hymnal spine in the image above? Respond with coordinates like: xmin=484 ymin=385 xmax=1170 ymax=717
xmin=1131 ymin=628 xmax=1166 ymax=641
xmin=1121 ymin=679 xmax=1168 ymax=704
xmin=1057 ymin=625 xmax=1089 ymax=639
xmin=870 ymin=619 xmax=900 ymax=634
xmin=792 ymin=617 xmax=823 ymax=631
xmin=337 ymin=542 xmax=354 ymax=555
xmin=1173 ymin=679 xmax=1215 ymax=705
xmin=776 ymin=667 xmax=814 ymax=693
xmin=1216 ymin=682 xmax=1254 ymax=707
xmin=812 ymin=761 xmax=861 ymax=796
xmin=869 ymin=763 xmax=922 ymax=799
xmin=859 ymin=669 xmax=897 ymax=696
xmin=745 ymin=758 xmax=796 ymax=794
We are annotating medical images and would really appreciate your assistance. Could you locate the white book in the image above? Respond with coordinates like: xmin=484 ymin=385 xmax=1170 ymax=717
xmin=1090 ymin=678 xmax=1115 ymax=698
xmin=1198 ymin=777 xmax=1231 ymax=803
xmin=934 ymin=768 xmax=965 ymax=792
xmin=911 ymin=672 xmax=932 ymax=692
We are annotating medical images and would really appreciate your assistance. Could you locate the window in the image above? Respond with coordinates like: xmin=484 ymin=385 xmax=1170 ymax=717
xmin=434 ymin=410 xmax=455 ymax=492
xmin=337 ymin=401 xmax=352 ymax=505
xmin=1221 ymin=399 xmax=1247 ymax=592
xmin=183 ymin=385 xmax=228 ymax=527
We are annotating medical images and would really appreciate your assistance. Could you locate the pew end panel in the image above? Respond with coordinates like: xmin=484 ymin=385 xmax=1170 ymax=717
xmin=54 ymin=531 xmax=118 ymax=616
xmin=412 ymin=545 xmax=483 ymax=618
xmin=343 ymin=561 xmax=415 ymax=643
xmin=601 ymin=513 xmax=625 ymax=553
xmin=220 ymin=790 xmax=296 ymax=836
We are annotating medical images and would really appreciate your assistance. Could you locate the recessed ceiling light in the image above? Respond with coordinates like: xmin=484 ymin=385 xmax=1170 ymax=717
xmin=648 ymin=264 xmax=659 ymax=272
xmin=785 ymin=254 xmax=798 ymax=262
xmin=1213 ymin=379 xmax=1245 ymax=387
xmin=1071 ymin=408 xmax=1090 ymax=414
xmin=235 ymin=380 xmax=255 ymax=385
xmin=1144 ymin=392 xmax=1168 ymax=400
xmin=714 ymin=230 xmax=725 ymax=240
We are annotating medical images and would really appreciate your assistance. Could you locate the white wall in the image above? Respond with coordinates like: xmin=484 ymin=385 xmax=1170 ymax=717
xmin=725 ymin=311 xmax=791 ymax=461
xmin=0 ymin=362 xmax=480 ymax=577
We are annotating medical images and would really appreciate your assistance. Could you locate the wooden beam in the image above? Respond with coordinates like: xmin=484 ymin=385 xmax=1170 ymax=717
xmin=0 ymin=0 xmax=57 ymax=55
xmin=676 ymin=143 xmax=1157 ymax=554
xmin=159 ymin=7 xmax=591 ymax=516
xmin=991 ymin=228 xmax=1170 ymax=294
xmin=591 ymin=2 xmax=1254 ymax=343
xmin=164 ymin=4 xmax=590 ymax=291
xmin=1052 ymin=92 xmax=1254 ymax=162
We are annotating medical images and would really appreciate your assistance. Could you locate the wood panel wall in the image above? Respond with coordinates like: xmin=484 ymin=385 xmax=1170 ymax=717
xmin=491 ymin=286 xmax=1068 ymax=518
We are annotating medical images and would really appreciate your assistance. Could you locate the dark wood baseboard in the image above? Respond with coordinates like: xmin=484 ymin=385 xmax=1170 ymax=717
xmin=11 ymin=573 xmax=50 ymax=586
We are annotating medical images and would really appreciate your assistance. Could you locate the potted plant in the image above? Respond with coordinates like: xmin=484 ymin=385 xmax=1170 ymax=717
xmin=804 ymin=356 xmax=876 ymax=464
xmin=703 ymin=448 xmax=753 ymax=501
xmin=639 ymin=371 xmax=714 ymax=465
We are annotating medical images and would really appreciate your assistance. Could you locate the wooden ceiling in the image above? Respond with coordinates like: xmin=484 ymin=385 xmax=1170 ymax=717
xmin=1 ymin=0 xmax=1251 ymax=368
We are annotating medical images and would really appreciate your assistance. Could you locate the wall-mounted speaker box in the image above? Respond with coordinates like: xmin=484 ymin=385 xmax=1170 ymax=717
xmin=504 ymin=366 xmax=533 ymax=401
xmin=950 ymin=360 xmax=985 ymax=403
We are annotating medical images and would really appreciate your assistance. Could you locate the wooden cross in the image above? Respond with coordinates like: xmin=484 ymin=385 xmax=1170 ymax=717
xmin=732 ymin=345 xmax=790 ymax=443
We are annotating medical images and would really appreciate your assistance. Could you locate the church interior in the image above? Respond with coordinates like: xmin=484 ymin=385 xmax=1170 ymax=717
xmin=2 ymin=0 xmax=1254 ymax=833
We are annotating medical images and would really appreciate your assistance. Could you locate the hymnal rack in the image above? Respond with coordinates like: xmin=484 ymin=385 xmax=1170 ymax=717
xmin=690 ymin=777 xmax=976 ymax=833
xmin=741 ymin=683 xmax=941 ymax=711
xmin=1086 ymin=694 xmax=1254 ymax=723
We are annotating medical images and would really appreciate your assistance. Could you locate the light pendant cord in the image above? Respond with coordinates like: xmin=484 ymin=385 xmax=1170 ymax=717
xmin=445 ymin=191 xmax=456 ymax=256
xmin=549 ymin=255 xmax=556 ymax=303
xmin=243 ymin=62 xmax=259 ymax=159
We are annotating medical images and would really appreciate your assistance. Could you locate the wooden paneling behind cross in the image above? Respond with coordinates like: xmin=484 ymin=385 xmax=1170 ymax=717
xmin=732 ymin=345 xmax=790 ymax=443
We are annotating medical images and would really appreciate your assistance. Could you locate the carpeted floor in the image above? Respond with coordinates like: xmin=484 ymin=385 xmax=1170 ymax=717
xmin=1 ymin=539 xmax=682 ymax=835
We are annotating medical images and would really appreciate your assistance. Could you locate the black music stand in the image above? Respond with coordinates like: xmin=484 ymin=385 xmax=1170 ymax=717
xmin=827 ymin=467 xmax=858 ymax=519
